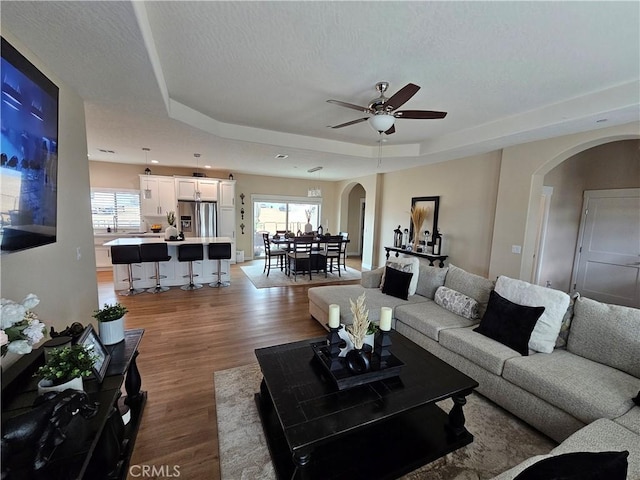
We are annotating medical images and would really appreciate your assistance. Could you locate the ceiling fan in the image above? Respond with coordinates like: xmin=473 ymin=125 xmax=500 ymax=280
xmin=327 ymin=82 xmax=447 ymax=135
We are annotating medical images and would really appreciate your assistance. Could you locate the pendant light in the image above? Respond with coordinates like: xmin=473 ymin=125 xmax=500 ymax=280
xmin=194 ymin=153 xmax=202 ymax=201
xmin=143 ymin=148 xmax=152 ymax=199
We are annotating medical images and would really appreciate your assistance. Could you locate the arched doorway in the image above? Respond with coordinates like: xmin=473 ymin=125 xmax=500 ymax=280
xmin=339 ymin=182 xmax=366 ymax=262
xmin=530 ymin=139 xmax=639 ymax=305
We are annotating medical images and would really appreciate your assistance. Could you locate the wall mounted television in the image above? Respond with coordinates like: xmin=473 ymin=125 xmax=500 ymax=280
xmin=1 ymin=37 xmax=59 ymax=254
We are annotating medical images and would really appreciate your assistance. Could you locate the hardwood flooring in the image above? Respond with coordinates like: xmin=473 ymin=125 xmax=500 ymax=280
xmin=98 ymin=258 xmax=362 ymax=480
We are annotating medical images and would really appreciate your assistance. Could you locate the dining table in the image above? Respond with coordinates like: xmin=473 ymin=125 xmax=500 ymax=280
xmin=269 ymin=235 xmax=349 ymax=276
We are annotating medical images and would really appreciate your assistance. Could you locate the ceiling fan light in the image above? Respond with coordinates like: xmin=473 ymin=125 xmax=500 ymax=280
xmin=368 ymin=114 xmax=395 ymax=133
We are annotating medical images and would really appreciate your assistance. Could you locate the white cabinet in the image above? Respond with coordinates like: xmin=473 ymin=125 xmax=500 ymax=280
xmin=95 ymin=246 xmax=112 ymax=268
xmin=140 ymin=175 xmax=177 ymax=216
xmin=175 ymin=177 xmax=218 ymax=201
xmin=219 ymin=181 xmax=235 ymax=207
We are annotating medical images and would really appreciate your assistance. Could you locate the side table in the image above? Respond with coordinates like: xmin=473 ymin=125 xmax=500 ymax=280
xmin=1 ymin=328 xmax=146 ymax=480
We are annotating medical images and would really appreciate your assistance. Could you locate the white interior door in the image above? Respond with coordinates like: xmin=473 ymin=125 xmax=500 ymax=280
xmin=572 ymin=189 xmax=640 ymax=307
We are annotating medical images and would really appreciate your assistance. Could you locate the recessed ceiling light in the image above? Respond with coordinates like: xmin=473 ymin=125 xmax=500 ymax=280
xmin=204 ymin=165 xmax=211 ymax=169
xmin=275 ymin=153 xmax=289 ymax=159
xmin=150 ymin=159 xmax=159 ymax=164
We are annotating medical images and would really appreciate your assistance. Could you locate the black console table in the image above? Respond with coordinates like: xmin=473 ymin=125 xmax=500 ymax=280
xmin=385 ymin=246 xmax=448 ymax=267
xmin=1 ymin=328 xmax=146 ymax=480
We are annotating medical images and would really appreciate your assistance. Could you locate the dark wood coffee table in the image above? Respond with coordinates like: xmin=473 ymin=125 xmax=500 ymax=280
xmin=254 ymin=331 xmax=479 ymax=479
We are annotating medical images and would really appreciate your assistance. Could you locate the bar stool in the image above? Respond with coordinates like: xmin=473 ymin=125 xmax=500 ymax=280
xmin=140 ymin=243 xmax=172 ymax=293
xmin=178 ymin=244 xmax=204 ymax=290
xmin=208 ymin=243 xmax=232 ymax=288
xmin=110 ymin=245 xmax=144 ymax=296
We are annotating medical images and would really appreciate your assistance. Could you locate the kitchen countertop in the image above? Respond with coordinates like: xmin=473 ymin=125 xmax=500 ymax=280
xmin=103 ymin=236 xmax=233 ymax=246
xmin=94 ymin=232 xmax=163 ymax=238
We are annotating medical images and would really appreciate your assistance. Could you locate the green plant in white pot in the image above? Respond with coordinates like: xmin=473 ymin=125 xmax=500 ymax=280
xmin=93 ymin=303 xmax=128 ymax=345
xmin=35 ymin=344 xmax=96 ymax=394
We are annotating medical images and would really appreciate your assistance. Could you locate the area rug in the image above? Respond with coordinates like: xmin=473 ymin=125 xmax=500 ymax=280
xmin=214 ymin=363 xmax=556 ymax=480
xmin=240 ymin=262 xmax=361 ymax=288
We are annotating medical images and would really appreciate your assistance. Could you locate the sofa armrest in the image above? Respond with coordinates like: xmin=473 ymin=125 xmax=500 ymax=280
xmin=361 ymin=267 xmax=384 ymax=288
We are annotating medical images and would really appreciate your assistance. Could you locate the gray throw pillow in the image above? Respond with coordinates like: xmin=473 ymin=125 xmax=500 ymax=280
xmin=415 ymin=264 xmax=448 ymax=299
xmin=434 ymin=286 xmax=480 ymax=320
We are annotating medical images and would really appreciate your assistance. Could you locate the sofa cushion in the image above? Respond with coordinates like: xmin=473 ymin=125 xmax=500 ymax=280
xmin=434 ymin=286 xmax=480 ymax=320
xmin=415 ymin=264 xmax=448 ymax=299
xmin=439 ymin=326 xmax=522 ymax=376
xmin=381 ymin=266 xmax=412 ymax=300
xmin=361 ymin=267 xmax=384 ymax=289
xmin=308 ymin=285 xmax=429 ymax=325
xmin=567 ymin=296 xmax=640 ymax=378
xmin=495 ymin=276 xmax=570 ymax=354
xmin=380 ymin=256 xmax=420 ymax=295
xmin=394 ymin=300 xmax=478 ymax=342
xmin=444 ymin=264 xmax=494 ymax=316
xmin=474 ymin=290 xmax=545 ymax=356
xmin=513 ymin=450 xmax=629 ymax=480
xmin=502 ymin=349 xmax=640 ymax=424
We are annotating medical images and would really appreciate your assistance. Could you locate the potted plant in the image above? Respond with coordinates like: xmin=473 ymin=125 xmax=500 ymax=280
xmin=93 ymin=303 xmax=128 ymax=345
xmin=35 ymin=344 xmax=96 ymax=394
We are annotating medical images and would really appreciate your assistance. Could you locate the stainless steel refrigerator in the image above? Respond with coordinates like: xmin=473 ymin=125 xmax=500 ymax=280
xmin=177 ymin=200 xmax=217 ymax=237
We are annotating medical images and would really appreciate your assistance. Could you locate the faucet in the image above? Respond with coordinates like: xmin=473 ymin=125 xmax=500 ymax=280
xmin=113 ymin=215 xmax=118 ymax=232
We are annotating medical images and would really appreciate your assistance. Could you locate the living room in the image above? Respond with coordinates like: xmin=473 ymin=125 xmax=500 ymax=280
xmin=1 ymin=2 xmax=639 ymax=479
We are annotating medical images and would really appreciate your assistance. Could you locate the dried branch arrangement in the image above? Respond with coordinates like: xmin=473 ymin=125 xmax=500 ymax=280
xmin=347 ymin=292 xmax=370 ymax=349
xmin=411 ymin=205 xmax=430 ymax=249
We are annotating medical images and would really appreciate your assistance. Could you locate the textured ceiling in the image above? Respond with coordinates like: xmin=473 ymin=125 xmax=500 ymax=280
xmin=2 ymin=1 xmax=639 ymax=180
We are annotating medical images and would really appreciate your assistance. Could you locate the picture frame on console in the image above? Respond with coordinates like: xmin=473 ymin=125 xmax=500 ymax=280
xmin=78 ymin=325 xmax=110 ymax=383
xmin=409 ymin=196 xmax=440 ymax=249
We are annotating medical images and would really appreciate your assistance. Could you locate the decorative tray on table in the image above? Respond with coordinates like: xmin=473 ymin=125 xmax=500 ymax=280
xmin=311 ymin=341 xmax=404 ymax=391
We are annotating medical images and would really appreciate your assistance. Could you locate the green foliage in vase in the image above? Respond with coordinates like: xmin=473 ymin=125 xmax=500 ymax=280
xmin=35 ymin=345 xmax=96 ymax=385
xmin=92 ymin=303 xmax=128 ymax=322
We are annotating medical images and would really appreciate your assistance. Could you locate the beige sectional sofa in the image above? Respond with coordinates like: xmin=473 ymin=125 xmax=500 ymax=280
xmin=307 ymin=260 xmax=640 ymax=477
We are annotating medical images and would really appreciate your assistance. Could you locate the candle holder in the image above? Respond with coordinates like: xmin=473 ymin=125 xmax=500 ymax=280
xmin=326 ymin=324 xmax=343 ymax=371
xmin=375 ymin=330 xmax=392 ymax=366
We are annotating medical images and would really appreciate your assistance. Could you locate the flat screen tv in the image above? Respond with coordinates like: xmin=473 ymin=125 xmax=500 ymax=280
xmin=1 ymin=37 xmax=59 ymax=253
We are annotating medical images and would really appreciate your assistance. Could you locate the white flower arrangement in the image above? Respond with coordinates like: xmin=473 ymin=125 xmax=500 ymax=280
xmin=346 ymin=292 xmax=370 ymax=350
xmin=1 ymin=294 xmax=47 ymax=356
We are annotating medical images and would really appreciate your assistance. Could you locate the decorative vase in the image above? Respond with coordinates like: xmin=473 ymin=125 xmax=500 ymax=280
xmin=304 ymin=222 xmax=313 ymax=233
xmin=345 ymin=348 xmax=371 ymax=374
xmin=38 ymin=376 xmax=83 ymax=395
xmin=99 ymin=317 xmax=125 ymax=345
xmin=165 ymin=225 xmax=179 ymax=240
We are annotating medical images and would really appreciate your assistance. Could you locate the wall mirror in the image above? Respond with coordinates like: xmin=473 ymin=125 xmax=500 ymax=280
xmin=409 ymin=196 xmax=440 ymax=246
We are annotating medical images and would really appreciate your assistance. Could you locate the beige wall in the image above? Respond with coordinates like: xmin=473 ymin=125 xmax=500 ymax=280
xmin=490 ymin=122 xmax=640 ymax=281
xmin=1 ymin=32 xmax=98 ymax=367
xmin=540 ymin=140 xmax=640 ymax=291
xmin=376 ymin=152 xmax=502 ymax=275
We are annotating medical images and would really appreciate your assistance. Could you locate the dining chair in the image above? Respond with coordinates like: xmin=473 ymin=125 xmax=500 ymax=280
xmin=262 ymin=233 xmax=287 ymax=277
xmin=286 ymin=237 xmax=313 ymax=281
xmin=339 ymin=231 xmax=349 ymax=272
xmin=319 ymin=235 xmax=343 ymax=277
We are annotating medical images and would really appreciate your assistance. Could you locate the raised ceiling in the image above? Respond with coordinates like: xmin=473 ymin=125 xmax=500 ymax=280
xmin=2 ymin=1 xmax=639 ymax=180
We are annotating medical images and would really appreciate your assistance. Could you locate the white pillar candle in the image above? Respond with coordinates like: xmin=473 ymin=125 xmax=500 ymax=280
xmin=380 ymin=307 xmax=392 ymax=331
xmin=328 ymin=304 xmax=340 ymax=328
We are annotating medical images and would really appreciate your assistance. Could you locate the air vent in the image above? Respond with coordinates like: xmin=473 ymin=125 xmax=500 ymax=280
xmin=98 ymin=148 xmax=116 ymax=154
xmin=307 ymin=166 xmax=323 ymax=173
xmin=275 ymin=154 xmax=289 ymax=159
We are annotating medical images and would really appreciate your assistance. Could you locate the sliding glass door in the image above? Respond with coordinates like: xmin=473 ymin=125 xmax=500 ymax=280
xmin=253 ymin=196 xmax=321 ymax=258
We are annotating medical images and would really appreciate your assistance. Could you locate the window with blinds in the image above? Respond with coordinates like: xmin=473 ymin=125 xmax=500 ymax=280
xmin=91 ymin=189 xmax=141 ymax=230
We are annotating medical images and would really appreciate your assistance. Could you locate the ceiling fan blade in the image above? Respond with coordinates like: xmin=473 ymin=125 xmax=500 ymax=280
xmin=385 ymin=83 xmax=420 ymax=111
xmin=394 ymin=110 xmax=448 ymax=119
xmin=328 ymin=117 xmax=369 ymax=129
xmin=384 ymin=124 xmax=396 ymax=135
xmin=326 ymin=99 xmax=373 ymax=113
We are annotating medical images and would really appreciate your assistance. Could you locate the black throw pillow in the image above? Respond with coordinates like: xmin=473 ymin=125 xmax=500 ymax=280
xmin=514 ymin=450 xmax=629 ymax=480
xmin=381 ymin=266 xmax=413 ymax=300
xmin=474 ymin=290 xmax=545 ymax=355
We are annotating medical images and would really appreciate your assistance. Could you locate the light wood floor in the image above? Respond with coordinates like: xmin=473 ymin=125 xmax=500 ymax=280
xmin=98 ymin=258 xmax=362 ymax=480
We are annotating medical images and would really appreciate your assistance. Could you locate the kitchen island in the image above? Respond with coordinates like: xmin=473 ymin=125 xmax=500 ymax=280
xmin=103 ymin=237 xmax=233 ymax=290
